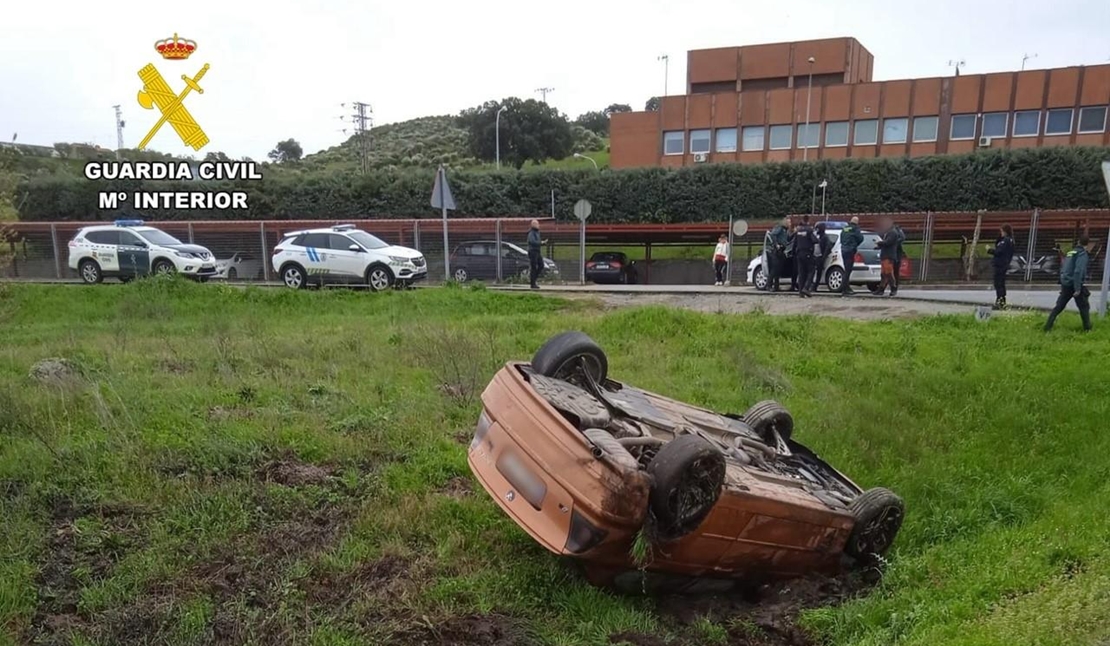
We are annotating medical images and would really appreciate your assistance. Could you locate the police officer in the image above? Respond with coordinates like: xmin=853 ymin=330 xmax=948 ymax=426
xmin=1044 ymin=233 xmax=1093 ymax=332
xmin=839 ymin=216 xmax=864 ymax=296
xmin=792 ymin=215 xmax=819 ymax=298
xmin=891 ymin=221 xmax=906 ymax=297
xmin=527 ymin=219 xmax=544 ymax=290
xmin=873 ymin=217 xmax=899 ymax=297
xmin=814 ymin=221 xmax=831 ymax=291
xmin=766 ymin=216 xmax=791 ymax=291
xmin=987 ymin=224 xmax=1015 ymax=310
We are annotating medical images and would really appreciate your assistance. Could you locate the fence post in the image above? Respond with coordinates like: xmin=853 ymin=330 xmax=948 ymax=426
xmin=187 ymin=222 xmax=195 ymax=244
xmin=919 ymin=211 xmax=933 ymax=282
xmin=1024 ymin=209 xmax=1039 ymax=283
xmin=495 ymin=219 xmax=503 ymax=283
xmin=413 ymin=220 xmax=421 ymax=252
xmin=260 ymin=222 xmax=271 ymax=282
xmin=49 ymin=224 xmax=62 ymax=279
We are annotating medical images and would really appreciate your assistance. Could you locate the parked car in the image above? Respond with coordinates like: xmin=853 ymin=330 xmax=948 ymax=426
xmin=468 ymin=331 xmax=905 ymax=593
xmin=68 ymin=219 xmax=217 ymax=284
xmin=271 ymin=224 xmax=426 ymax=290
xmin=585 ymin=252 xmax=638 ymax=284
xmin=747 ymin=222 xmax=883 ymax=293
xmin=216 ymin=252 xmax=264 ymax=281
xmin=449 ymin=240 xmax=558 ymax=283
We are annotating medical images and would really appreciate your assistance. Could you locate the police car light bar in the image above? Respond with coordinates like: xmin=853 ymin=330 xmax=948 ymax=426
xmin=332 ymin=224 xmax=356 ymax=231
xmin=115 ymin=219 xmax=145 ymax=227
xmin=822 ymin=221 xmax=850 ymax=229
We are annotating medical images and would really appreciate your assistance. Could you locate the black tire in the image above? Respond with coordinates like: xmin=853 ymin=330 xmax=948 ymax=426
xmin=79 ymin=259 xmax=103 ymax=285
xmin=365 ymin=264 xmax=393 ymax=292
xmin=743 ymin=400 xmax=794 ymax=443
xmin=752 ymin=264 xmax=767 ymax=291
xmin=118 ymin=275 xmax=133 ymax=284
xmin=152 ymin=259 xmax=176 ymax=275
xmin=582 ymin=429 xmax=639 ymax=471
xmin=647 ymin=434 xmax=725 ymax=540
xmin=826 ymin=266 xmax=846 ymax=293
xmin=227 ymin=267 xmax=238 ymax=280
xmin=280 ymin=264 xmax=307 ymax=290
xmin=531 ymin=331 xmax=608 ymax=383
xmin=196 ymin=276 xmax=209 ymax=283
xmin=845 ymin=488 xmax=905 ymax=561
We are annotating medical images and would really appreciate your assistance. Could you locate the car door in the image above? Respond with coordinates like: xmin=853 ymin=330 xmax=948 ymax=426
xmin=299 ymin=233 xmax=332 ymax=279
xmin=82 ymin=230 xmax=121 ymax=273
xmin=327 ymin=234 xmax=366 ymax=280
xmin=117 ymin=230 xmax=151 ymax=277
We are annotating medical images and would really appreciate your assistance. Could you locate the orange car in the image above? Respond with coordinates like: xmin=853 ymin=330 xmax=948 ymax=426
xmin=467 ymin=332 xmax=904 ymax=592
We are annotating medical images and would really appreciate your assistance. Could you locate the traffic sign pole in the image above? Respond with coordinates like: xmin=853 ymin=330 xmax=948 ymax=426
xmin=573 ymin=200 xmax=593 ymax=285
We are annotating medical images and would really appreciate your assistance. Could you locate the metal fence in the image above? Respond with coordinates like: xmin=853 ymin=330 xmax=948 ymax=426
xmin=2 ymin=210 xmax=1108 ymax=287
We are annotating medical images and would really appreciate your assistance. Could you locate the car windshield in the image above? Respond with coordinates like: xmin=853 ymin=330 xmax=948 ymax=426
xmin=858 ymin=233 xmax=882 ymax=249
xmin=137 ymin=229 xmax=182 ymax=246
xmin=504 ymin=242 xmax=527 ymax=255
xmin=590 ymin=253 xmax=623 ymax=262
xmin=347 ymin=231 xmax=388 ymax=250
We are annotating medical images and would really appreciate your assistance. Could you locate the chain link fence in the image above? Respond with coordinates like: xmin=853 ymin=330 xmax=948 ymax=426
xmin=3 ymin=211 xmax=1107 ymax=287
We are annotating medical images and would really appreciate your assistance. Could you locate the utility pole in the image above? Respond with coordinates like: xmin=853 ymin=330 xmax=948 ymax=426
xmin=113 ymin=105 xmax=125 ymax=160
xmin=657 ymin=54 xmax=670 ymax=96
xmin=341 ymin=101 xmax=373 ymax=175
xmin=534 ymin=87 xmax=554 ymax=103
xmin=947 ymin=58 xmax=966 ymax=76
xmin=1021 ymin=53 xmax=1038 ymax=71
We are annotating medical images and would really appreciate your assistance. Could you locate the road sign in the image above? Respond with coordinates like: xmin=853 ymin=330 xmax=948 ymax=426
xmin=573 ymin=199 xmax=592 ymax=222
xmin=430 ymin=167 xmax=456 ymax=211
xmin=732 ymin=219 xmax=749 ymax=237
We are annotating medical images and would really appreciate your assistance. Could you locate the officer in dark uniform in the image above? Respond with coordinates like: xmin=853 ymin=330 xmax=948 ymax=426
xmin=792 ymin=215 xmax=818 ymax=298
xmin=1045 ymin=234 xmax=1093 ymax=332
xmin=814 ymin=221 xmax=831 ymax=290
xmin=767 ymin=216 xmax=791 ymax=291
xmin=839 ymin=216 xmax=864 ymax=296
xmin=987 ymin=224 xmax=1015 ymax=310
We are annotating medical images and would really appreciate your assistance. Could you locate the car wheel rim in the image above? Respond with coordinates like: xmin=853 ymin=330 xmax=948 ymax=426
xmin=370 ymin=270 xmax=388 ymax=290
xmin=82 ymin=264 xmax=98 ymax=282
xmin=754 ymin=268 xmax=766 ymax=290
xmin=454 ymin=268 xmax=467 ymax=282
xmin=284 ymin=269 xmax=302 ymax=288
xmin=829 ymin=272 xmax=842 ymax=290
xmin=155 ymin=263 xmax=172 ymax=275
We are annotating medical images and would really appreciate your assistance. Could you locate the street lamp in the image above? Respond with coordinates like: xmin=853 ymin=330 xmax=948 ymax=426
xmin=819 ymin=179 xmax=829 ymax=220
xmin=495 ymin=105 xmax=507 ymax=170
xmin=573 ymin=152 xmax=599 ymax=170
xmin=658 ymin=54 xmax=670 ymax=97
xmin=803 ymin=56 xmax=815 ymax=162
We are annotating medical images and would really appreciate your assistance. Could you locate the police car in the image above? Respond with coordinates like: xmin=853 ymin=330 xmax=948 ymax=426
xmin=68 ymin=220 xmax=218 ymax=284
xmin=746 ymin=221 xmax=883 ymax=293
xmin=271 ymin=224 xmax=426 ymax=290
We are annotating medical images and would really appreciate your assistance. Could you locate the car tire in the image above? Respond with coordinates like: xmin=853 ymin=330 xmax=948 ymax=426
xmin=826 ymin=266 xmax=845 ymax=293
xmin=845 ymin=488 xmax=905 ymax=561
xmin=118 ymin=275 xmax=133 ymax=284
xmin=79 ymin=259 xmax=103 ymax=285
xmin=742 ymin=400 xmax=794 ymax=443
xmin=152 ymin=259 xmax=176 ymax=275
xmin=647 ymin=434 xmax=725 ymax=541
xmin=281 ymin=264 xmax=307 ymax=290
xmin=752 ymin=265 xmax=767 ymax=291
xmin=453 ymin=267 xmax=469 ymax=282
xmin=582 ymin=429 xmax=639 ymax=472
xmin=227 ymin=267 xmax=238 ymax=280
xmin=366 ymin=265 xmax=393 ymax=292
xmin=531 ymin=331 xmax=608 ymax=383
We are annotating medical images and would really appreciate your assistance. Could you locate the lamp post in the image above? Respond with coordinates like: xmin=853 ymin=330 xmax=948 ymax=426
xmin=495 ymin=105 xmax=507 ymax=170
xmin=573 ymin=152 xmax=598 ymax=171
xmin=658 ymin=54 xmax=669 ymax=96
xmin=803 ymin=56 xmax=815 ymax=161
xmin=820 ymin=179 xmax=829 ymax=220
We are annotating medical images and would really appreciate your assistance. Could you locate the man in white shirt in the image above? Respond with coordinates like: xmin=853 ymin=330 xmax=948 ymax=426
xmin=713 ymin=234 xmax=729 ymax=286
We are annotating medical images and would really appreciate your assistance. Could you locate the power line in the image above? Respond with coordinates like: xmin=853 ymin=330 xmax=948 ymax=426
xmin=113 ymin=105 xmax=125 ymax=160
xmin=340 ymin=101 xmax=373 ymax=174
xmin=535 ymin=87 xmax=554 ymax=103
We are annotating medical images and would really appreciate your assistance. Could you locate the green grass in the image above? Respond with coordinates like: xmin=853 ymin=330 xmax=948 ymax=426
xmin=1 ymin=280 xmax=1109 ymax=645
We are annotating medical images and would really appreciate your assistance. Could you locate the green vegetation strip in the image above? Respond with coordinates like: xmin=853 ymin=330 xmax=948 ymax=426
xmin=0 ymin=281 xmax=1107 ymax=645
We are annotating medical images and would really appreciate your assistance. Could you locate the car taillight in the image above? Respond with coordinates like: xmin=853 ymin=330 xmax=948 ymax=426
xmin=854 ymin=253 xmax=864 ymax=264
xmin=565 ymin=510 xmax=608 ymax=554
xmin=585 ymin=262 xmax=595 ymax=269
xmin=68 ymin=240 xmax=78 ymax=247
xmin=272 ymin=247 xmax=282 ymax=255
xmin=610 ymin=262 xmax=622 ymax=269
xmin=470 ymin=411 xmax=492 ymax=451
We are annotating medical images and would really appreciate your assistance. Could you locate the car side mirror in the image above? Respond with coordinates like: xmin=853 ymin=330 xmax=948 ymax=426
xmin=348 ymin=244 xmax=362 ymax=252
xmin=135 ymin=241 xmax=147 ymax=248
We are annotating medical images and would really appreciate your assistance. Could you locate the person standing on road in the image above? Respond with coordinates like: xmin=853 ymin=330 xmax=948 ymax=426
xmin=814 ymin=221 xmax=831 ymax=291
xmin=987 ymin=224 xmax=1016 ymax=310
xmin=874 ymin=218 xmax=899 ymax=297
xmin=839 ymin=216 xmax=864 ymax=296
xmin=713 ymin=234 xmax=730 ymax=286
xmin=792 ymin=215 xmax=819 ymax=298
xmin=1044 ymin=234 xmax=1094 ymax=332
xmin=891 ymin=221 xmax=907 ymax=297
xmin=767 ymin=217 xmax=791 ymax=292
xmin=527 ymin=219 xmax=544 ymax=290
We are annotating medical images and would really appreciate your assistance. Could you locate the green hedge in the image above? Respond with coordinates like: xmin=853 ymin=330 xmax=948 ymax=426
xmin=17 ymin=146 xmax=1110 ymax=223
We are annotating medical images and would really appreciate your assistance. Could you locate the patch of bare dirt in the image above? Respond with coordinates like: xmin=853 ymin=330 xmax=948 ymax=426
xmin=28 ymin=358 xmax=82 ymax=388
xmin=206 ymin=405 xmax=255 ymax=422
xmin=391 ymin=613 xmax=534 ymax=646
xmin=256 ymin=457 xmax=335 ymax=487
xmin=438 ymin=476 xmax=473 ymax=499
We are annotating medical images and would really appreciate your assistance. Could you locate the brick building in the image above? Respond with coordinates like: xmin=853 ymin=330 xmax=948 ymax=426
xmin=610 ymin=37 xmax=1110 ymax=169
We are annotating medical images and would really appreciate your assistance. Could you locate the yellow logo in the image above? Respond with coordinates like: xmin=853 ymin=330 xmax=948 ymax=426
xmin=136 ymin=33 xmax=210 ymax=151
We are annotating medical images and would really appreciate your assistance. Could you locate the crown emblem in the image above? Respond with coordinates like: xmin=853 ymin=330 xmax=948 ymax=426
xmin=154 ymin=33 xmax=197 ymax=60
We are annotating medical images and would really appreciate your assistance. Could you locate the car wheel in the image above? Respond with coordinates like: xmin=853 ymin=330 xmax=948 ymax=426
xmin=118 ymin=275 xmax=133 ymax=284
xmin=153 ymin=259 xmax=176 ymax=275
xmin=453 ymin=267 xmax=469 ymax=282
xmin=281 ymin=264 xmax=306 ymax=290
xmin=826 ymin=266 xmax=845 ymax=292
xmin=742 ymin=400 xmax=794 ymax=444
xmin=366 ymin=265 xmax=393 ymax=292
xmin=845 ymin=488 xmax=905 ymax=561
xmin=752 ymin=265 xmax=767 ymax=291
xmin=647 ymin=434 xmax=725 ymax=541
xmin=79 ymin=259 xmax=103 ymax=284
xmin=227 ymin=267 xmax=238 ymax=280
xmin=531 ymin=331 xmax=608 ymax=383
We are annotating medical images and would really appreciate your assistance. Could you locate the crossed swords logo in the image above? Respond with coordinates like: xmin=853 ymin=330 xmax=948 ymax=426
xmin=136 ymin=63 xmax=211 ymax=151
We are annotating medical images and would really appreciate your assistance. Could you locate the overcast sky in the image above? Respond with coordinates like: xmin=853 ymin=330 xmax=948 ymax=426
xmin=2 ymin=0 xmax=1107 ymax=161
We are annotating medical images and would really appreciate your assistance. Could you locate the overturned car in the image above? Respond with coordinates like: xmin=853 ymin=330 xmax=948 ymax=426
xmin=467 ymin=332 xmax=904 ymax=591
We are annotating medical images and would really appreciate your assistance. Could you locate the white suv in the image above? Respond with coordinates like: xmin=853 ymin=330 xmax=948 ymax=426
xmin=271 ymin=224 xmax=426 ymax=290
xmin=68 ymin=220 xmax=217 ymax=284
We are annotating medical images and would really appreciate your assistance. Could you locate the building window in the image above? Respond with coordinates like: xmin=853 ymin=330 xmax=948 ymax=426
xmin=796 ymin=123 xmax=820 ymax=148
xmin=1078 ymin=106 xmax=1107 ymax=133
xmin=882 ymin=118 xmax=908 ymax=144
xmin=663 ymin=131 xmax=684 ymax=155
xmin=690 ymin=129 xmax=711 ymax=154
xmin=853 ymin=119 xmax=878 ymax=145
xmin=1013 ymin=111 xmax=1040 ymax=137
xmin=982 ymin=112 xmax=1008 ymax=138
xmin=715 ymin=128 xmax=737 ymax=153
xmin=741 ymin=126 xmax=765 ymax=151
xmin=912 ymin=116 xmax=938 ymax=143
xmin=825 ymin=121 xmax=848 ymax=147
xmin=951 ymin=114 xmax=977 ymax=140
xmin=1044 ymin=109 xmax=1072 ymax=135
xmin=769 ymin=125 xmax=792 ymax=150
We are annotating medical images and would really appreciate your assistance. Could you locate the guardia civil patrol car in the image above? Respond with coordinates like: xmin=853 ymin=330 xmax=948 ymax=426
xmin=271 ymin=224 xmax=426 ymax=290
xmin=68 ymin=220 xmax=218 ymax=284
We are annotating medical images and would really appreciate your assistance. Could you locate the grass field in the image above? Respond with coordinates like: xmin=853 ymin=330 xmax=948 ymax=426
xmin=1 ymin=281 xmax=1108 ymax=646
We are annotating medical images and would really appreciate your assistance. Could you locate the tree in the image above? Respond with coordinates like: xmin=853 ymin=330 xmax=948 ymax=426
xmin=645 ymin=97 xmax=660 ymax=112
xmin=268 ymin=139 xmax=303 ymax=163
xmin=605 ymin=103 xmax=632 ymax=116
xmin=457 ymin=98 xmax=573 ymax=169
xmin=205 ymin=151 xmax=231 ymax=162
xmin=0 ymin=148 xmax=20 ymax=268
xmin=574 ymin=111 xmax=609 ymax=136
